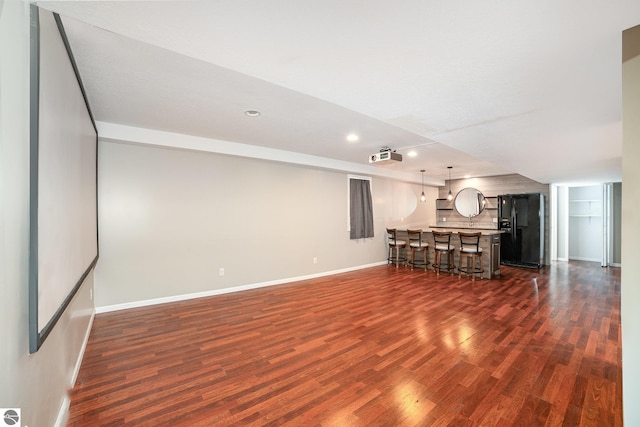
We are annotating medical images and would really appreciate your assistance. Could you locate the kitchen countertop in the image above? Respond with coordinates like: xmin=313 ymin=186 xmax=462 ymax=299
xmin=428 ymin=226 xmax=504 ymax=235
xmin=390 ymin=225 xmax=504 ymax=235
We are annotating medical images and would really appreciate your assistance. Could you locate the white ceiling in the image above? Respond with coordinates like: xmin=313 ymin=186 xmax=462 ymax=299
xmin=36 ymin=0 xmax=640 ymax=185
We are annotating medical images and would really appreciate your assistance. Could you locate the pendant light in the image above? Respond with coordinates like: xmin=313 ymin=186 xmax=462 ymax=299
xmin=420 ymin=170 xmax=426 ymax=202
xmin=446 ymin=166 xmax=453 ymax=201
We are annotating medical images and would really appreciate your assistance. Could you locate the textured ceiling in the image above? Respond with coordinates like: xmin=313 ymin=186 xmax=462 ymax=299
xmin=36 ymin=0 xmax=640 ymax=184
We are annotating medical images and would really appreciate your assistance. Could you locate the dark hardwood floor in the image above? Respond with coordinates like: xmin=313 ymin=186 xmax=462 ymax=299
xmin=67 ymin=261 xmax=622 ymax=426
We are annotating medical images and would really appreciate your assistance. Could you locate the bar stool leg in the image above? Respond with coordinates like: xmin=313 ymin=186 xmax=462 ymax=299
xmin=471 ymin=256 xmax=475 ymax=281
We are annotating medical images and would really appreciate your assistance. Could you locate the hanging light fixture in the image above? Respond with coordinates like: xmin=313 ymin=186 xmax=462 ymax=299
xmin=446 ymin=166 xmax=453 ymax=201
xmin=420 ymin=170 xmax=426 ymax=202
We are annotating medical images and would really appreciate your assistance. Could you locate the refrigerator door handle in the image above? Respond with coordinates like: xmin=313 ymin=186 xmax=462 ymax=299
xmin=511 ymin=203 xmax=516 ymax=240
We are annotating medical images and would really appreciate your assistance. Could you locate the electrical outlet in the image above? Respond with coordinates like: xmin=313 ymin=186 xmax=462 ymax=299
xmin=219 ymin=268 xmax=225 ymax=276
xmin=313 ymin=257 xmax=318 ymax=264
xmin=442 ymin=217 xmax=447 ymax=222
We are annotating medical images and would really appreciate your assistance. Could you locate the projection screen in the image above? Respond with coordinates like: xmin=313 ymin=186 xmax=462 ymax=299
xmin=29 ymin=6 xmax=98 ymax=353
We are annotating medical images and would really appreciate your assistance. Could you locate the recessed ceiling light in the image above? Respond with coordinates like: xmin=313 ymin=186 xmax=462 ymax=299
xmin=245 ymin=110 xmax=261 ymax=117
xmin=346 ymin=133 xmax=359 ymax=142
xmin=407 ymin=151 xmax=417 ymax=157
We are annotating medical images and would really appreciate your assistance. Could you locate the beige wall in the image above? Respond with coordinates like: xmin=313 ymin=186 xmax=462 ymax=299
xmin=0 ymin=3 xmax=95 ymax=426
xmin=95 ymin=140 xmax=437 ymax=309
xmin=622 ymin=23 xmax=640 ymax=426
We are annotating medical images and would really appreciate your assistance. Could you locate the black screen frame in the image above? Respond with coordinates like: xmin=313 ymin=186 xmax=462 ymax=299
xmin=29 ymin=5 xmax=99 ymax=353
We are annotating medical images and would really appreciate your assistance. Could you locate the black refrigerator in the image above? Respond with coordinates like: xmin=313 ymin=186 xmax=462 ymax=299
xmin=498 ymin=193 xmax=544 ymax=268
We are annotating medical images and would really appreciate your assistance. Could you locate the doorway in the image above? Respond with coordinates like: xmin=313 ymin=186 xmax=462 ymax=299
xmin=551 ymin=183 xmax=621 ymax=266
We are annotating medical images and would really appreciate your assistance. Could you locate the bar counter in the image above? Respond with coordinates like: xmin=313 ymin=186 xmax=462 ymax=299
xmin=392 ymin=226 xmax=503 ymax=279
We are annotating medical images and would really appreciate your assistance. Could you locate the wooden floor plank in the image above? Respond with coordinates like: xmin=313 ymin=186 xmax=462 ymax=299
xmin=67 ymin=261 xmax=622 ymax=426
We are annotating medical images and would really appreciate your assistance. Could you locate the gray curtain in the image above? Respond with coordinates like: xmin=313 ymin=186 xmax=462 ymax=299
xmin=350 ymin=178 xmax=374 ymax=239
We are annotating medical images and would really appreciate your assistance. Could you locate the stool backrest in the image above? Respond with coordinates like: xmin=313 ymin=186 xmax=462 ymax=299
xmin=386 ymin=228 xmax=397 ymax=243
xmin=407 ymin=229 xmax=425 ymax=248
xmin=459 ymin=232 xmax=482 ymax=252
xmin=432 ymin=231 xmax=452 ymax=249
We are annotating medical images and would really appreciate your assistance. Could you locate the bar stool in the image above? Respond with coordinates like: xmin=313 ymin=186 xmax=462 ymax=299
xmin=407 ymin=229 xmax=429 ymax=271
xmin=458 ymin=232 xmax=484 ymax=281
xmin=386 ymin=228 xmax=406 ymax=268
xmin=432 ymin=231 xmax=455 ymax=275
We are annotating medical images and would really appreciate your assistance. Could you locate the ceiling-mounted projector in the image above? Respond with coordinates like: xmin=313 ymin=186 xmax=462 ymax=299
xmin=369 ymin=149 xmax=402 ymax=164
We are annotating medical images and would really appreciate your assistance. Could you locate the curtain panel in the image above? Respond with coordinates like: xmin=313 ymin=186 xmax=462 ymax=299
xmin=349 ymin=178 xmax=374 ymax=239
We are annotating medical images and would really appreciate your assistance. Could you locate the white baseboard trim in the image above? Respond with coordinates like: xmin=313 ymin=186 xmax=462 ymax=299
xmin=53 ymin=396 xmax=70 ymax=427
xmin=559 ymin=258 xmax=620 ymax=266
xmin=56 ymin=308 xmax=95 ymax=427
xmin=96 ymin=261 xmax=387 ymax=314
xmin=71 ymin=309 xmax=95 ymax=386
xmin=568 ymin=257 xmax=601 ymax=263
